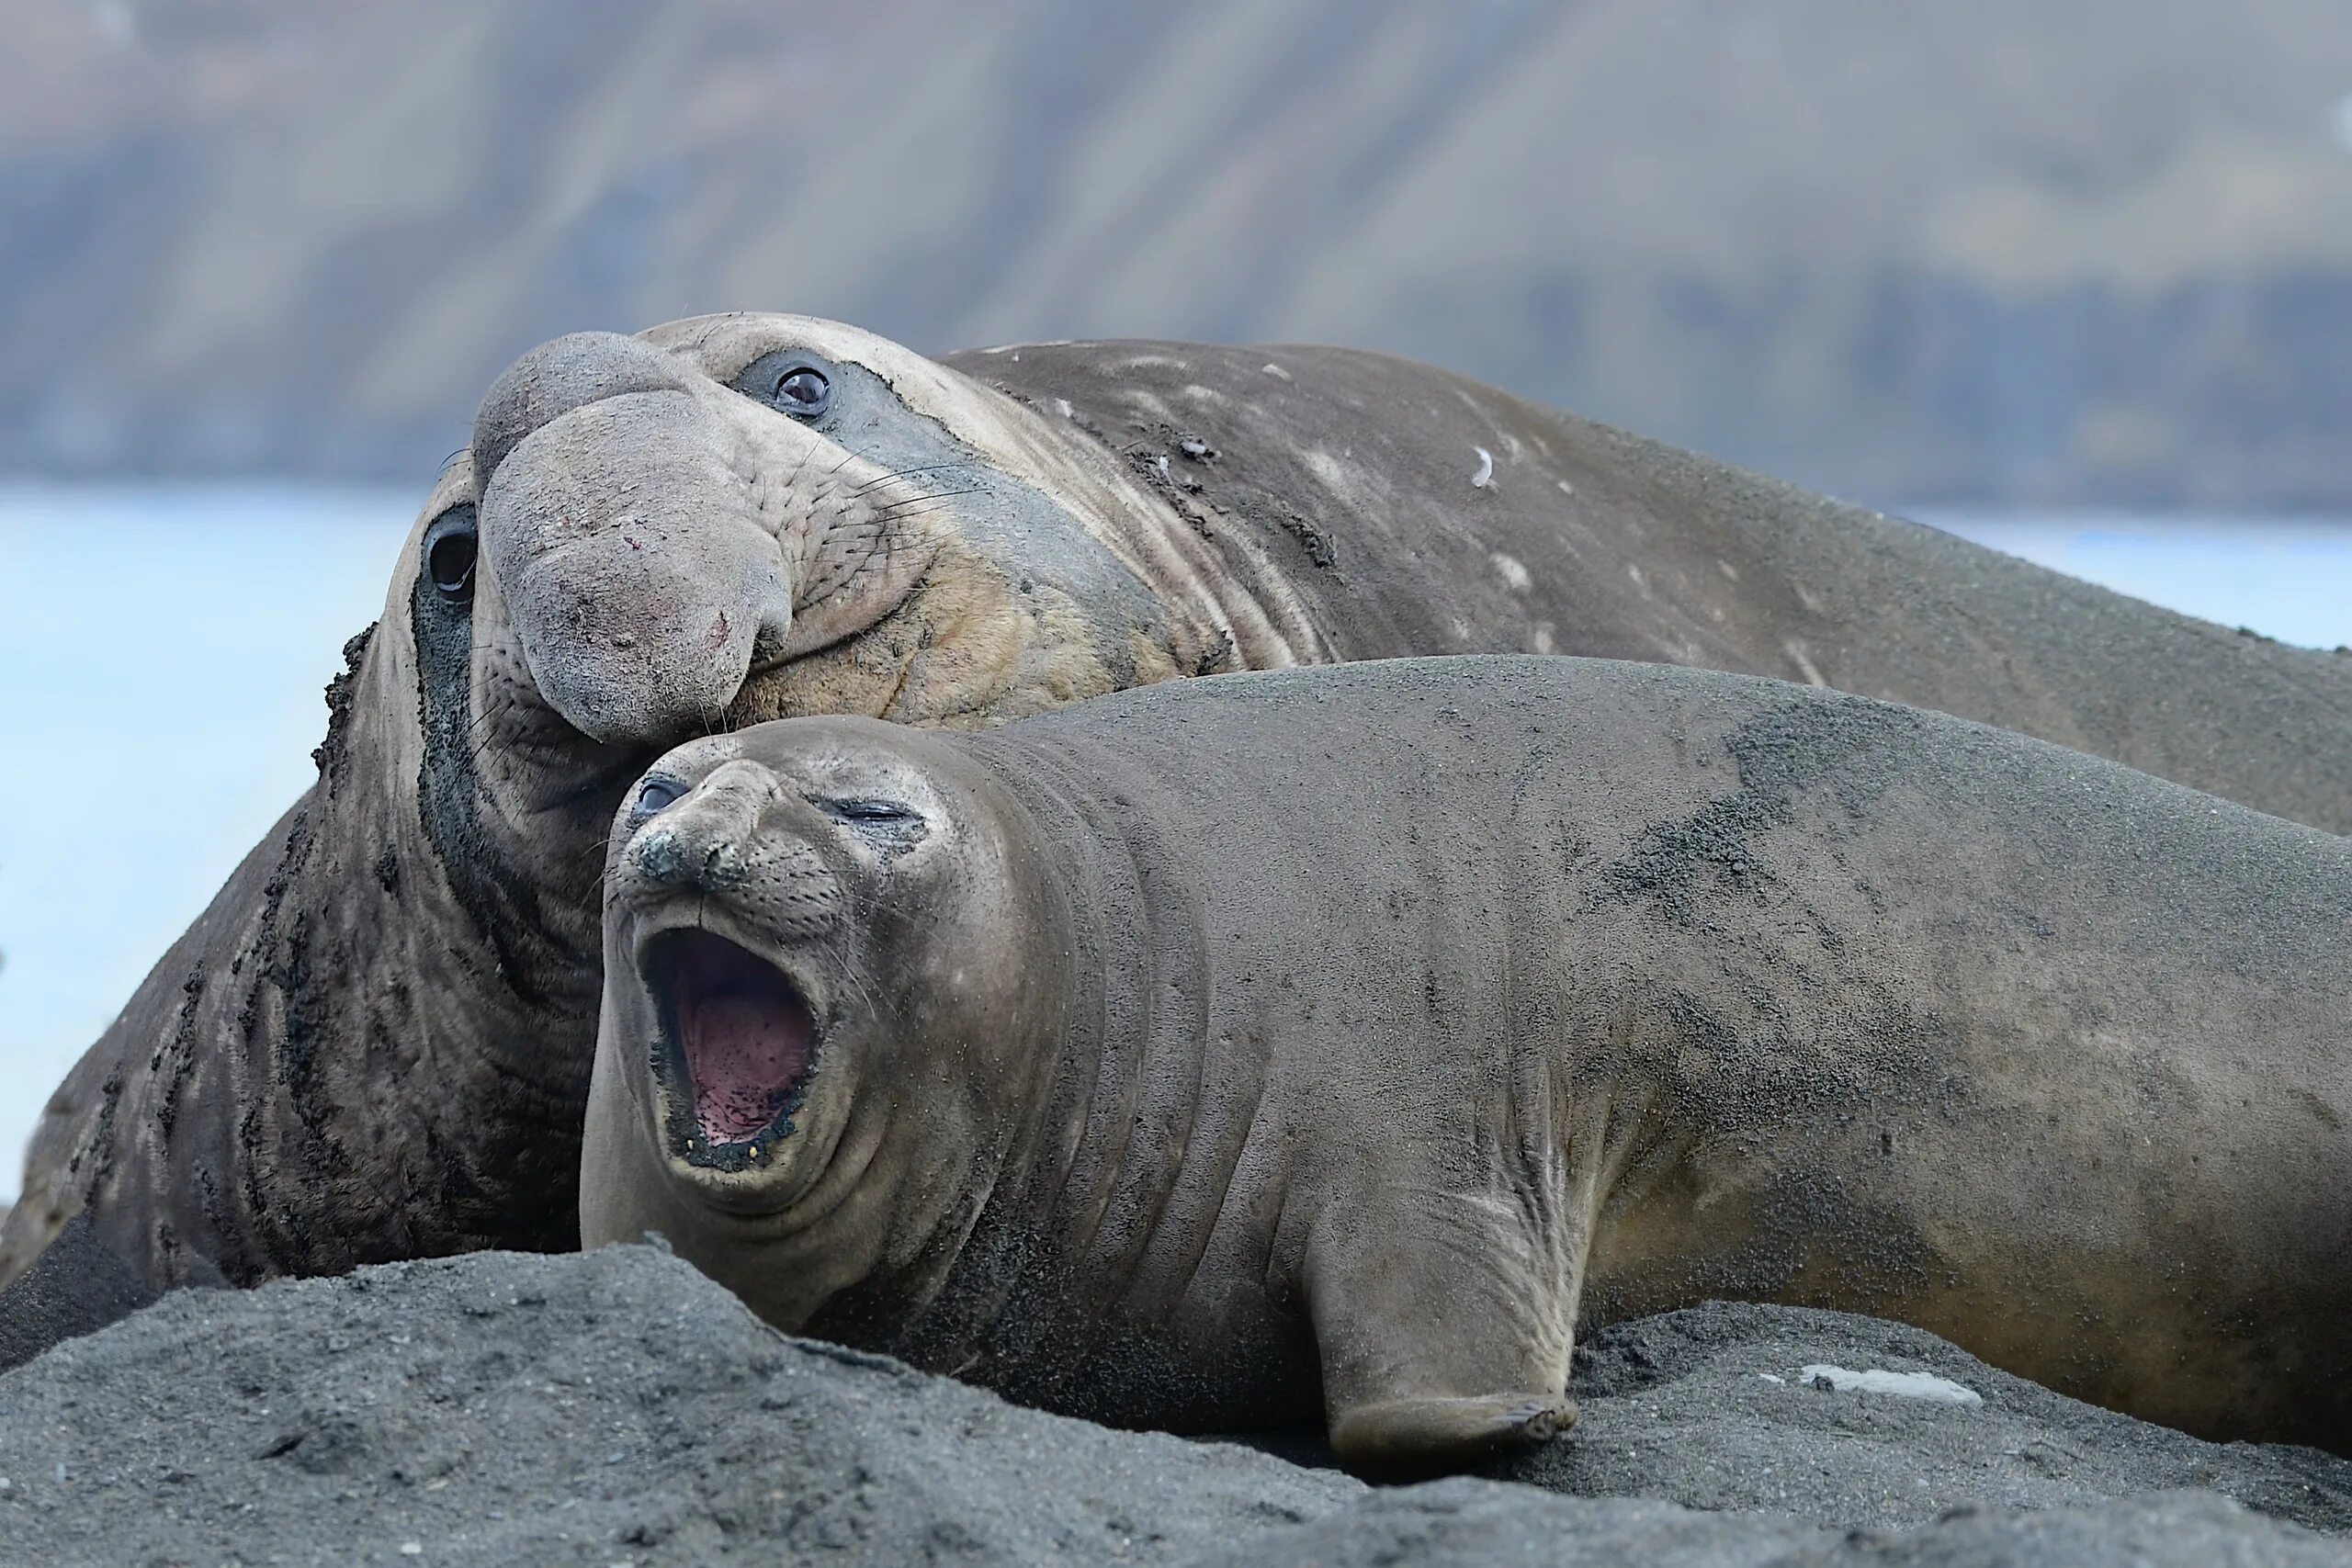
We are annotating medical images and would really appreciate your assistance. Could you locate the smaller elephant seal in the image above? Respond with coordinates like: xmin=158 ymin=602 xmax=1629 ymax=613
xmin=581 ymin=656 xmax=2352 ymax=1472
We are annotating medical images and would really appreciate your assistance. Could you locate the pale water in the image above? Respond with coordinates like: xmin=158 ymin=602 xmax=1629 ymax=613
xmin=3 ymin=488 xmax=2347 ymax=1201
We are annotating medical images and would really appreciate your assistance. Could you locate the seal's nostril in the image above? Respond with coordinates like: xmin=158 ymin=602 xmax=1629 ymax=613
xmin=637 ymin=831 xmax=684 ymax=885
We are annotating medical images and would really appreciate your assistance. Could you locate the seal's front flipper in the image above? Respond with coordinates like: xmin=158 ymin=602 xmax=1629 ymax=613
xmin=1305 ymin=1199 xmax=1582 ymax=1474
xmin=1329 ymin=1393 xmax=1577 ymax=1471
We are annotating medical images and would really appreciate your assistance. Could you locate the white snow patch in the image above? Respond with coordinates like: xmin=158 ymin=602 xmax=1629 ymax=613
xmin=1800 ymin=1364 xmax=1983 ymax=1406
xmin=1054 ymin=398 xmax=1074 ymax=420
xmin=1471 ymin=446 xmax=1495 ymax=489
xmin=1261 ymin=363 xmax=1293 ymax=381
xmin=1491 ymin=552 xmax=1532 ymax=592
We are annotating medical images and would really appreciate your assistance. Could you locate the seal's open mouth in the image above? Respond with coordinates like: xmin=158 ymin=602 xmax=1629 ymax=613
xmin=641 ymin=930 xmax=820 ymax=1160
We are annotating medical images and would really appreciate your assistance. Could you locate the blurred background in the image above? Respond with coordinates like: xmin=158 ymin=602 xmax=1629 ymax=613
xmin=5 ymin=0 xmax=2352 ymax=1190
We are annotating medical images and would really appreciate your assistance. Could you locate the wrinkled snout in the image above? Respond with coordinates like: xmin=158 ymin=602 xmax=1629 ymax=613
xmin=472 ymin=332 xmax=798 ymax=747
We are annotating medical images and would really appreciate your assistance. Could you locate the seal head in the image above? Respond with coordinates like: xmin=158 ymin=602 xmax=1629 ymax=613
xmin=591 ymin=719 xmax=1069 ymax=1311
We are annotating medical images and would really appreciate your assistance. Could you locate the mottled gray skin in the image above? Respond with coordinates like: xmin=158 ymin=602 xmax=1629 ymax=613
xmin=12 ymin=311 xmax=2349 ymax=1300
xmin=955 ymin=338 xmax=2352 ymax=834
xmin=583 ymin=657 xmax=2352 ymax=1470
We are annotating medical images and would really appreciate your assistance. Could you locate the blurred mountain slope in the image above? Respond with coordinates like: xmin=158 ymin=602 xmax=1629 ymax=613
xmin=5 ymin=0 xmax=2352 ymax=505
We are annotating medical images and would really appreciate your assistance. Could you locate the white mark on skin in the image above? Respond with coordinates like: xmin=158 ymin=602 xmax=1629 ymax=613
xmin=1800 ymin=1365 xmax=1984 ymax=1407
xmin=1718 ymin=558 xmax=1740 ymax=581
xmin=1491 ymin=552 xmax=1532 ymax=592
xmin=1261 ymin=362 xmax=1292 ymax=381
xmin=1783 ymin=638 xmax=1827 ymax=686
xmin=1471 ymin=446 xmax=1496 ymax=489
xmin=1304 ymin=447 xmax=1351 ymax=494
xmin=1054 ymin=398 xmax=1075 ymax=420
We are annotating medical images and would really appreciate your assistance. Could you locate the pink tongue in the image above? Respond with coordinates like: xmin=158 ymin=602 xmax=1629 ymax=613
xmin=681 ymin=984 xmax=813 ymax=1145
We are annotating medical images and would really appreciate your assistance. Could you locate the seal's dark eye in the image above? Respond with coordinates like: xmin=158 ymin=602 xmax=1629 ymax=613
xmin=422 ymin=505 xmax=478 ymax=604
xmin=635 ymin=777 xmax=687 ymax=817
xmin=775 ymin=367 xmax=831 ymax=417
xmin=729 ymin=350 xmax=840 ymax=423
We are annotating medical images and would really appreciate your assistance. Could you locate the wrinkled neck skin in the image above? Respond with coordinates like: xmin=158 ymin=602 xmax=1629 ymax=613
xmin=221 ymin=543 xmax=616 ymax=1279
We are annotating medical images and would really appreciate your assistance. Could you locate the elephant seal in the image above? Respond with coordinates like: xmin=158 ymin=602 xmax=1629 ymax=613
xmin=11 ymin=312 xmax=2350 ymax=1295
xmin=582 ymin=656 xmax=2352 ymax=1470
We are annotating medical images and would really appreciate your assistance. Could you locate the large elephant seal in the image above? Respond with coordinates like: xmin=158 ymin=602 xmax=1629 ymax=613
xmin=10 ymin=312 xmax=2350 ymax=1294
xmin=582 ymin=657 xmax=2352 ymax=1470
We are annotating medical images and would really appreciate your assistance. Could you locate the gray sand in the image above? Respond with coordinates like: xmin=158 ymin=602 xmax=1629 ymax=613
xmin=0 ymin=1247 xmax=2345 ymax=1566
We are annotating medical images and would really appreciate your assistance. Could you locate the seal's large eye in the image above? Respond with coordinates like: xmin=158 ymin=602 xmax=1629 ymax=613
xmin=730 ymin=350 xmax=838 ymax=423
xmin=634 ymin=777 xmax=688 ymax=818
xmin=775 ymin=366 xmax=831 ymax=418
xmin=422 ymin=505 xmax=478 ymax=604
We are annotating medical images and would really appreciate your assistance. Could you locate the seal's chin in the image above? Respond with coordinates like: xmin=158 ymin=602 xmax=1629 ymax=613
xmin=640 ymin=929 xmax=820 ymax=1168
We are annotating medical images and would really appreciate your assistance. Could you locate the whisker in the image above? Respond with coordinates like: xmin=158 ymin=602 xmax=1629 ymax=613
xmin=872 ymin=496 xmax=978 ymax=525
xmin=853 ymin=462 xmax=977 ymax=493
xmin=877 ymin=486 xmax=985 ymax=509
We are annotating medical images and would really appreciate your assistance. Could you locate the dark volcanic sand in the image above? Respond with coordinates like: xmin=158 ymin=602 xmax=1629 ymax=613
xmin=0 ymin=1247 xmax=2345 ymax=1566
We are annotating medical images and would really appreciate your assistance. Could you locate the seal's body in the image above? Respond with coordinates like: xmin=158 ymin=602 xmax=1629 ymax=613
xmin=956 ymin=336 xmax=2352 ymax=834
xmin=582 ymin=657 xmax=2352 ymax=1468
xmin=12 ymin=312 xmax=2349 ymax=1293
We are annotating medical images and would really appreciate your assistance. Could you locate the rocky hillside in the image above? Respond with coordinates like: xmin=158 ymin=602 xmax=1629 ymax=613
xmin=6 ymin=0 xmax=2352 ymax=506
